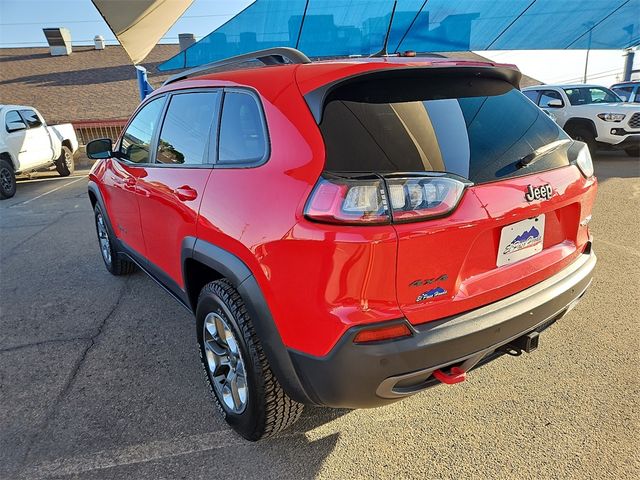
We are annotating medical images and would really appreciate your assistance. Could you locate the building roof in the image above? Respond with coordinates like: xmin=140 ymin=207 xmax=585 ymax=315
xmin=0 ymin=44 xmax=179 ymax=124
xmin=0 ymin=45 xmax=540 ymax=125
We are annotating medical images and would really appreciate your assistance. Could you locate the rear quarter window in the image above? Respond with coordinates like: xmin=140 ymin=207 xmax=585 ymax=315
xmin=218 ymin=91 xmax=267 ymax=165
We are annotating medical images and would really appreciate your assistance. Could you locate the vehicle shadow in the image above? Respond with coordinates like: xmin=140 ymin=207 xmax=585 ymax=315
xmin=593 ymin=151 xmax=640 ymax=180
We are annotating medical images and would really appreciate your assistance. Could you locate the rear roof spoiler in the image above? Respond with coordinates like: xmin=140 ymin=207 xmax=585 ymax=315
xmin=303 ymin=64 xmax=522 ymax=124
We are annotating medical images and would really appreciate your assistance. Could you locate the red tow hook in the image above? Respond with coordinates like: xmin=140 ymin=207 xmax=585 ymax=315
xmin=433 ymin=366 xmax=467 ymax=385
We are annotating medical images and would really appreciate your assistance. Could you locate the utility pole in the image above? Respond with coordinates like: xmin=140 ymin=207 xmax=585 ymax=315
xmin=623 ymin=49 xmax=635 ymax=81
xmin=583 ymin=23 xmax=593 ymax=83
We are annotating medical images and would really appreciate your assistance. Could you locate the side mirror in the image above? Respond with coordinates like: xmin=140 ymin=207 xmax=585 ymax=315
xmin=6 ymin=121 xmax=27 ymax=133
xmin=546 ymin=99 xmax=564 ymax=108
xmin=86 ymin=138 xmax=113 ymax=160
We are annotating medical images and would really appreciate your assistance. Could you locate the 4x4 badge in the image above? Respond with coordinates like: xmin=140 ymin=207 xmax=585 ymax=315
xmin=525 ymin=184 xmax=553 ymax=202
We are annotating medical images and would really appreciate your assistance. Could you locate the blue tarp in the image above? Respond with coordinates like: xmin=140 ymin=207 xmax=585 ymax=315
xmin=159 ymin=0 xmax=640 ymax=71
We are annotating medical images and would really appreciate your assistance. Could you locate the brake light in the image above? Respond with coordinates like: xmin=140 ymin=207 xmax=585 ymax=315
xmin=387 ymin=177 xmax=466 ymax=222
xmin=574 ymin=142 xmax=594 ymax=178
xmin=353 ymin=323 xmax=412 ymax=343
xmin=304 ymin=174 xmax=467 ymax=225
xmin=304 ymin=175 xmax=389 ymax=225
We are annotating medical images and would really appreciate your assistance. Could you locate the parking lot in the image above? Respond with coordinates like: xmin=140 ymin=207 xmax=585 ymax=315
xmin=0 ymin=152 xmax=638 ymax=479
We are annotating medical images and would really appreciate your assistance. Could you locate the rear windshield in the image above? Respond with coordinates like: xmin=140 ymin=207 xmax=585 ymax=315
xmin=319 ymin=74 xmax=569 ymax=184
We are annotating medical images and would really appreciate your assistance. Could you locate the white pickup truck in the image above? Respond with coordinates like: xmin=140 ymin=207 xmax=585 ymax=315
xmin=522 ymin=84 xmax=640 ymax=157
xmin=0 ymin=104 xmax=79 ymax=199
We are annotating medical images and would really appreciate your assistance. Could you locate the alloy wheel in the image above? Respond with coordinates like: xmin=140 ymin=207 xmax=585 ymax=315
xmin=64 ymin=149 xmax=73 ymax=169
xmin=96 ymin=212 xmax=111 ymax=265
xmin=203 ymin=312 xmax=248 ymax=413
xmin=0 ymin=167 xmax=12 ymax=192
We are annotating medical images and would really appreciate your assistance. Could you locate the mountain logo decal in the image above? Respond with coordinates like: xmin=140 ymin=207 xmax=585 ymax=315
xmin=503 ymin=226 xmax=542 ymax=255
xmin=416 ymin=286 xmax=447 ymax=303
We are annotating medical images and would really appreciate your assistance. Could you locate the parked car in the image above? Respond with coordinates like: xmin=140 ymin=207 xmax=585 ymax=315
xmin=86 ymin=48 xmax=597 ymax=441
xmin=610 ymin=80 xmax=639 ymax=103
xmin=522 ymin=84 xmax=640 ymax=157
xmin=0 ymin=105 xmax=79 ymax=199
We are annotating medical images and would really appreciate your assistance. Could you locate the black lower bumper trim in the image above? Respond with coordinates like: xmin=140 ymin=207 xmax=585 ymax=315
xmin=289 ymin=247 xmax=596 ymax=408
xmin=610 ymin=134 xmax=640 ymax=149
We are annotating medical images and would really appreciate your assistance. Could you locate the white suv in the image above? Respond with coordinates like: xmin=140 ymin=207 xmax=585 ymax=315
xmin=522 ymin=84 xmax=640 ymax=157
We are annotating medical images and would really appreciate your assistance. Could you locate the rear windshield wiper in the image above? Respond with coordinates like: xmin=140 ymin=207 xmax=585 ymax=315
xmin=518 ymin=139 xmax=571 ymax=168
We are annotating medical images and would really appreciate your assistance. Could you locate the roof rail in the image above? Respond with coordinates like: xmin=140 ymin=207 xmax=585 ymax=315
xmin=162 ymin=47 xmax=312 ymax=86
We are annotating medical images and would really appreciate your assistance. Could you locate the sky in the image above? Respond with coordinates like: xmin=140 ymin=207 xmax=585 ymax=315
xmin=0 ymin=0 xmax=636 ymax=87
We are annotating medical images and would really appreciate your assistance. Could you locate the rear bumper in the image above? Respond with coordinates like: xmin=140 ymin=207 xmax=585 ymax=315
xmin=289 ymin=245 xmax=596 ymax=408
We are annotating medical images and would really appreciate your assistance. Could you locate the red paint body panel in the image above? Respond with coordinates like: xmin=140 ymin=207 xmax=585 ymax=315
xmin=137 ymin=167 xmax=212 ymax=288
xmin=394 ymin=166 xmax=596 ymax=325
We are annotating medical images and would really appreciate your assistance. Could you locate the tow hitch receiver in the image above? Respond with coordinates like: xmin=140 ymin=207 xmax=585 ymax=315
xmin=432 ymin=366 xmax=467 ymax=385
xmin=510 ymin=331 xmax=540 ymax=354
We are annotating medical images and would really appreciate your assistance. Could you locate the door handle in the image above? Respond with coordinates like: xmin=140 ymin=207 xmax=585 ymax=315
xmin=174 ymin=185 xmax=198 ymax=202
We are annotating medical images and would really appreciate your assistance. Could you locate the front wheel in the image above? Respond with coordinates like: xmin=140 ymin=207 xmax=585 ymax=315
xmin=0 ymin=158 xmax=16 ymax=199
xmin=567 ymin=127 xmax=597 ymax=155
xmin=55 ymin=145 xmax=75 ymax=177
xmin=196 ymin=279 xmax=303 ymax=440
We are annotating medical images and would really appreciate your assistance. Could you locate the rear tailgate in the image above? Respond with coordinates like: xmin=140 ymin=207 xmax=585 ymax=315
xmin=395 ymin=164 xmax=596 ymax=325
xmin=310 ymin=64 xmax=598 ymax=327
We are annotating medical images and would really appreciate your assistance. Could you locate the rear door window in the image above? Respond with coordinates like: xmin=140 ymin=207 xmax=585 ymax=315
xmin=156 ymin=92 xmax=219 ymax=165
xmin=218 ymin=91 xmax=267 ymax=165
xmin=19 ymin=109 xmax=43 ymax=128
xmin=319 ymin=75 xmax=568 ymax=184
xmin=5 ymin=110 xmax=27 ymax=132
xmin=120 ymin=97 xmax=164 ymax=164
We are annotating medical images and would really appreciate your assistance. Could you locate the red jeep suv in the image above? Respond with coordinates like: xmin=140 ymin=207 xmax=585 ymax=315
xmin=86 ymin=48 xmax=597 ymax=440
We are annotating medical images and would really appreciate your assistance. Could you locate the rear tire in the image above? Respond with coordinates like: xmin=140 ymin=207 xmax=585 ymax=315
xmin=196 ymin=279 xmax=303 ymax=441
xmin=55 ymin=145 xmax=75 ymax=177
xmin=0 ymin=158 xmax=16 ymax=199
xmin=567 ymin=126 xmax=597 ymax=155
xmin=624 ymin=147 xmax=639 ymax=158
xmin=93 ymin=204 xmax=136 ymax=275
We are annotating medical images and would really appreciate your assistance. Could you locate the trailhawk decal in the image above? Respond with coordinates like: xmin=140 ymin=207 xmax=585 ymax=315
xmin=416 ymin=286 xmax=447 ymax=303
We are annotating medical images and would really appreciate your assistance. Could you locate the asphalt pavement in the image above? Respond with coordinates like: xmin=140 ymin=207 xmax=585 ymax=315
xmin=1 ymin=153 xmax=638 ymax=479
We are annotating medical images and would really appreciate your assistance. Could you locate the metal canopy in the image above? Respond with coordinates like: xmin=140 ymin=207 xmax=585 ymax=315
xmin=92 ymin=0 xmax=194 ymax=64
xmin=159 ymin=0 xmax=640 ymax=71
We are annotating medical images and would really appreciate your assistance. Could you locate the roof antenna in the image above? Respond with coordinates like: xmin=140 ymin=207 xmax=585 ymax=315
xmin=371 ymin=0 xmax=397 ymax=57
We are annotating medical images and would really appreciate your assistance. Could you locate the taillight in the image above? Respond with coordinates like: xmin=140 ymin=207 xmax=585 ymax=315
xmin=304 ymin=175 xmax=389 ymax=225
xmin=386 ymin=177 xmax=466 ymax=222
xmin=305 ymin=174 xmax=468 ymax=225
xmin=574 ymin=142 xmax=594 ymax=178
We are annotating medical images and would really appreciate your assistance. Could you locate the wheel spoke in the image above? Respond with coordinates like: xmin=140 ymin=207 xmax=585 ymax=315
xmin=227 ymin=371 xmax=242 ymax=410
xmin=204 ymin=321 xmax=217 ymax=340
xmin=204 ymin=339 xmax=228 ymax=358
xmin=214 ymin=316 xmax=228 ymax=346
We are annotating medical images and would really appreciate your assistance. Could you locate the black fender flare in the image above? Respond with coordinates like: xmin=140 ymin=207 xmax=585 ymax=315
xmin=185 ymin=238 xmax=314 ymax=405
xmin=88 ymin=181 xmax=119 ymax=242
